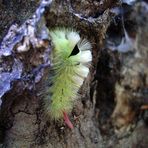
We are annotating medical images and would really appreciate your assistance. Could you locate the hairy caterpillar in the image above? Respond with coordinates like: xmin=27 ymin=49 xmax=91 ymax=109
xmin=45 ymin=28 xmax=92 ymax=129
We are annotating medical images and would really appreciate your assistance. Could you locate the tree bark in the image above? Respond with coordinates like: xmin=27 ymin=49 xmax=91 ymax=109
xmin=0 ymin=0 xmax=148 ymax=148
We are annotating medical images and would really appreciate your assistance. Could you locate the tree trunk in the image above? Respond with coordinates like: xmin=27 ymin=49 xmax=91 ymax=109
xmin=0 ymin=0 xmax=148 ymax=148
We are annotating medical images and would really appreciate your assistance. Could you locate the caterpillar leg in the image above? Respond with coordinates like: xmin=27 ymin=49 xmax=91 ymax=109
xmin=63 ymin=111 xmax=74 ymax=129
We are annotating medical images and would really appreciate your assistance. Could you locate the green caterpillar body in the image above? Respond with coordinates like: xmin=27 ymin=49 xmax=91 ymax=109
xmin=46 ymin=28 xmax=92 ymax=120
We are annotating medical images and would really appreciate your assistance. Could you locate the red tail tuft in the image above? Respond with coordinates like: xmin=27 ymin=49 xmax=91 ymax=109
xmin=63 ymin=111 xmax=74 ymax=129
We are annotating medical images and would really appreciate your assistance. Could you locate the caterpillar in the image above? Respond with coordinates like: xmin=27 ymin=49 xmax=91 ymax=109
xmin=45 ymin=28 xmax=92 ymax=129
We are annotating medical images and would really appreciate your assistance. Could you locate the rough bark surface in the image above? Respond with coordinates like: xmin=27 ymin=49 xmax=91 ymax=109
xmin=0 ymin=0 xmax=40 ymax=42
xmin=0 ymin=0 xmax=148 ymax=148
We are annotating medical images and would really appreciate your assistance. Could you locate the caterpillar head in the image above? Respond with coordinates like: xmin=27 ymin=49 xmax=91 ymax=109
xmin=49 ymin=28 xmax=92 ymax=86
xmin=49 ymin=29 xmax=92 ymax=65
